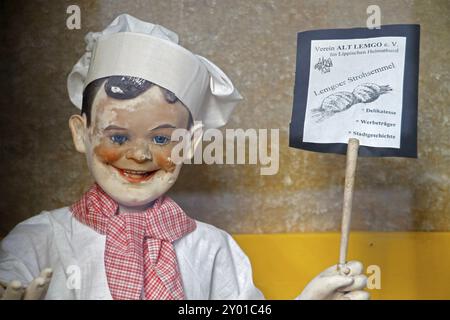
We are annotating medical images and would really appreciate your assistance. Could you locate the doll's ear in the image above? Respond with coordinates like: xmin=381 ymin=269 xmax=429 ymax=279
xmin=69 ymin=114 xmax=88 ymax=154
xmin=185 ymin=122 xmax=204 ymax=161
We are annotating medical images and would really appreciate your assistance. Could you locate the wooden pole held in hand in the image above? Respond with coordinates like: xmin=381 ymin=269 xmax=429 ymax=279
xmin=338 ymin=138 xmax=360 ymax=273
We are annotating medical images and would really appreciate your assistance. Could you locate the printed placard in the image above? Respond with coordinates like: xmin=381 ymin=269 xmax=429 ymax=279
xmin=289 ymin=25 xmax=420 ymax=157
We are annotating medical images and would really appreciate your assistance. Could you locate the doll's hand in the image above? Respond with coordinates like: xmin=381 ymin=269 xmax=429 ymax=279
xmin=296 ymin=261 xmax=369 ymax=300
xmin=0 ymin=268 xmax=52 ymax=300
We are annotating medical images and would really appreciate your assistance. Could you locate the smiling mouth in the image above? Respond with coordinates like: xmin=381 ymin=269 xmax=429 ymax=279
xmin=113 ymin=166 xmax=158 ymax=183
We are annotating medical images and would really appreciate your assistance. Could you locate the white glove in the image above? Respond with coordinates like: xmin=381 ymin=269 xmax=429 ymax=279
xmin=0 ymin=268 xmax=53 ymax=300
xmin=296 ymin=261 xmax=370 ymax=300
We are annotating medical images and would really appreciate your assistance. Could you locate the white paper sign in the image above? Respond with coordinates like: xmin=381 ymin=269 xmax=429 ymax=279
xmin=302 ymin=36 xmax=406 ymax=149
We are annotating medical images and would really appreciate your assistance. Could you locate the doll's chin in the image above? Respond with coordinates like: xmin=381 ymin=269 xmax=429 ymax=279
xmin=103 ymin=186 xmax=165 ymax=207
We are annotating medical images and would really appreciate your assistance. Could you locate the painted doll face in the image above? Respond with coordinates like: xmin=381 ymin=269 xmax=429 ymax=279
xmin=84 ymin=85 xmax=190 ymax=207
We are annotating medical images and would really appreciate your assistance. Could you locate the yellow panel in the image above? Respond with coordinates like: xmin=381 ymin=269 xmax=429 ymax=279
xmin=233 ymin=232 xmax=450 ymax=300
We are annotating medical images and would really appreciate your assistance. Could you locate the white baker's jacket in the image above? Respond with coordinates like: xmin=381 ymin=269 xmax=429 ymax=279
xmin=0 ymin=207 xmax=265 ymax=300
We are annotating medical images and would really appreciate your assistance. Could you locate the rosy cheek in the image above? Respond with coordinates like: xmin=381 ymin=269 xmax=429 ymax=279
xmin=94 ymin=143 xmax=124 ymax=164
xmin=153 ymin=148 xmax=176 ymax=173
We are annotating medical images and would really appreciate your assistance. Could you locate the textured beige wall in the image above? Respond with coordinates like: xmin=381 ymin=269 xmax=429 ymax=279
xmin=0 ymin=0 xmax=449 ymax=236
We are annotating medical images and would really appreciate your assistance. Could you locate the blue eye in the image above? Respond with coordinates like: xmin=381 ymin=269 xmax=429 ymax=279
xmin=110 ymin=135 xmax=128 ymax=145
xmin=153 ymin=135 xmax=170 ymax=145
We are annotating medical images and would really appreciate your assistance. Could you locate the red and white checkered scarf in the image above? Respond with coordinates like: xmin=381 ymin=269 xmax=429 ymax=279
xmin=70 ymin=184 xmax=196 ymax=300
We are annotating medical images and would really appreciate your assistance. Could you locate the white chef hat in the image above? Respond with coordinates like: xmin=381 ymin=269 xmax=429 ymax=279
xmin=67 ymin=14 xmax=242 ymax=129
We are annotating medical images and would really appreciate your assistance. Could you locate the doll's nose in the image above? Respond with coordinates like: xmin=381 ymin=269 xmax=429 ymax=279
xmin=126 ymin=143 xmax=152 ymax=162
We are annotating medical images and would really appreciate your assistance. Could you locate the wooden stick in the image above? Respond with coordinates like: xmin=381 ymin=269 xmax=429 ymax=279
xmin=338 ymin=138 xmax=360 ymax=273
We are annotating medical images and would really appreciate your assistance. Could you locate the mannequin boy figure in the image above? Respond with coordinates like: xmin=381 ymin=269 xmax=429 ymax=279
xmin=0 ymin=15 xmax=368 ymax=300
